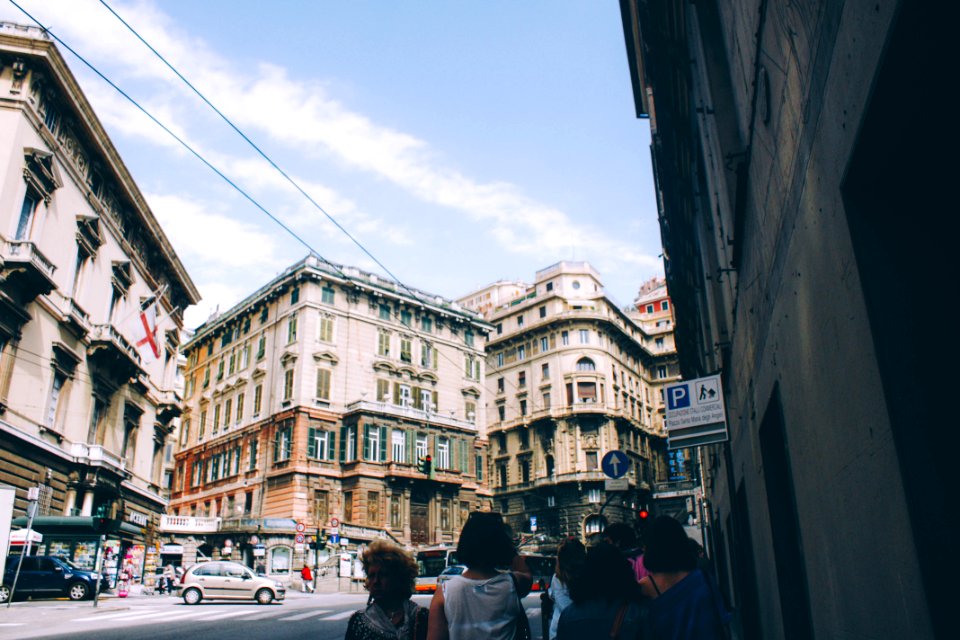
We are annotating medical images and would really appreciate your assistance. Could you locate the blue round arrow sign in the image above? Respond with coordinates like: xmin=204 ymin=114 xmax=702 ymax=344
xmin=601 ymin=450 xmax=630 ymax=479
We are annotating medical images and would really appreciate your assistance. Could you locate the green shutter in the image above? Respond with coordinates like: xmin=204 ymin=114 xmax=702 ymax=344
xmin=407 ymin=429 xmax=416 ymax=465
xmin=432 ymin=347 xmax=438 ymax=369
xmin=413 ymin=386 xmax=422 ymax=409
xmin=432 ymin=391 xmax=438 ymax=413
xmin=363 ymin=425 xmax=371 ymax=460
xmin=339 ymin=426 xmax=347 ymax=462
xmin=461 ymin=440 xmax=469 ymax=472
xmin=307 ymin=427 xmax=317 ymax=459
xmin=379 ymin=426 xmax=388 ymax=462
xmin=393 ymin=382 xmax=400 ymax=405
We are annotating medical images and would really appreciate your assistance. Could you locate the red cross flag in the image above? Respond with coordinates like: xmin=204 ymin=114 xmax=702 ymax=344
xmin=130 ymin=300 xmax=161 ymax=362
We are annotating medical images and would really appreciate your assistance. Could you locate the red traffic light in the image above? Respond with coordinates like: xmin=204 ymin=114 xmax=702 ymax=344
xmin=425 ymin=455 xmax=432 ymax=462
xmin=638 ymin=509 xmax=650 ymax=520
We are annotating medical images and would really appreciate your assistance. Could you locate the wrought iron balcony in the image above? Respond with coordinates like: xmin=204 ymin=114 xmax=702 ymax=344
xmin=88 ymin=322 xmax=144 ymax=382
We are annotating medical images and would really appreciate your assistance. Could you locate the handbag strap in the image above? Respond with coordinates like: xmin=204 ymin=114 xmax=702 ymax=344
xmin=609 ymin=601 xmax=630 ymax=639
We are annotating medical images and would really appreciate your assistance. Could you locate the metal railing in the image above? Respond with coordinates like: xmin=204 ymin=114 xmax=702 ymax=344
xmin=1 ymin=239 xmax=57 ymax=278
xmin=345 ymin=399 xmax=476 ymax=430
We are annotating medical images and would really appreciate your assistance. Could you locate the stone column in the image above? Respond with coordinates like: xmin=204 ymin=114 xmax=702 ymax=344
xmin=63 ymin=487 xmax=77 ymax=516
xmin=80 ymin=490 xmax=94 ymax=516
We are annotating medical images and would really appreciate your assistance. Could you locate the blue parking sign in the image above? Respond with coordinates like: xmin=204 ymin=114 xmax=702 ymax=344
xmin=667 ymin=383 xmax=691 ymax=410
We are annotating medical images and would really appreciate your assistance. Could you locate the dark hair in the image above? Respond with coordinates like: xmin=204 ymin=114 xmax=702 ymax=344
xmin=555 ymin=537 xmax=586 ymax=585
xmin=642 ymin=516 xmax=697 ymax=573
xmin=602 ymin=522 xmax=638 ymax=550
xmin=456 ymin=511 xmax=516 ymax=570
xmin=568 ymin=542 xmax=638 ymax=604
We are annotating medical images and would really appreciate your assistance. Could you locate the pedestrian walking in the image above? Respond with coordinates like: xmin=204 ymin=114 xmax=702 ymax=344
xmin=556 ymin=542 xmax=645 ymax=640
xmin=345 ymin=540 xmax=428 ymax=640
xmin=547 ymin=537 xmax=586 ymax=640
xmin=604 ymin=522 xmax=648 ymax=582
xmin=300 ymin=565 xmax=314 ymax=593
xmin=638 ymin=516 xmax=730 ymax=640
xmin=426 ymin=511 xmax=532 ymax=640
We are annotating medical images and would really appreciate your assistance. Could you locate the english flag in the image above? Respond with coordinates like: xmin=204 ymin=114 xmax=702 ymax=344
xmin=130 ymin=301 xmax=161 ymax=362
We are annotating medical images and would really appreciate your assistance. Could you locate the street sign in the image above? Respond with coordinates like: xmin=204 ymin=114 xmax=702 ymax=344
xmin=330 ymin=517 xmax=340 ymax=527
xmin=329 ymin=533 xmax=340 ymax=544
xmin=664 ymin=373 xmax=728 ymax=449
xmin=601 ymin=450 xmax=630 ymax=479
xmin=295 ymin=522 xmax=306 ymax=533
xmin=530 ymin=516 xmax=537 ymax=533
xmin=605 ymin=477 xmax=629 ymax=491
xmin=295 ymin=533 xmax=305 ymax=543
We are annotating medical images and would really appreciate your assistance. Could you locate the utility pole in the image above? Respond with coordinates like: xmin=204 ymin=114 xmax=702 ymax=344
xmin=6 ymin=486 xmax=39 ymax=608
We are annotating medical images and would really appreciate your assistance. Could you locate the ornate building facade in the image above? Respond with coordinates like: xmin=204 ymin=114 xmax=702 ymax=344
xmin=460 ymin=262 xmax=678 ymax=545
xmin=165 ymin=256 xmax=490 ymax=574
xmin=0 ymin=24 xmax=199 ymax=574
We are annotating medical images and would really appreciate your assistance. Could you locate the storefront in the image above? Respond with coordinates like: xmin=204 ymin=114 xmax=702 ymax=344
xmin=11 ymin=516 xmax=146 ymax=588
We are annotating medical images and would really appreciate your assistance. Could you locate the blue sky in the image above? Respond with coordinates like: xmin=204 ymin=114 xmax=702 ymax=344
xmin=2 ymin=0 xmax=662 ymax=328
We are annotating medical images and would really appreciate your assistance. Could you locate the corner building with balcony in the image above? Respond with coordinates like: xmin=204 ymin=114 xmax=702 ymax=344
xmin=167 ymin=256 xmax=491 ymax=575
xmin=0 ymin=24 xmax=199 ymax=573
xmin=462 ymin=263 xmax=679 ymax=542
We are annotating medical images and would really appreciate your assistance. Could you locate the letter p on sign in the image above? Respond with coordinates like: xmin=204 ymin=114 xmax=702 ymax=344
xmin=668 ymin=384 xmax=690 ymax=410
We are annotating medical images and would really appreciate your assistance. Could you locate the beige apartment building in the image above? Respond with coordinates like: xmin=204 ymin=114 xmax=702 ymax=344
xmin=0 ymin=24 xmax=199 ymax=578
xmin=165 ymin=256 xmax=491 ymax=574
xmin=460 ymin=263 xmax=679 ymax=543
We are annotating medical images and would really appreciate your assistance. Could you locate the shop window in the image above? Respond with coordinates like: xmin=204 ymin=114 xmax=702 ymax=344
xmin=270 ymin=546 xmax=291 ymax=574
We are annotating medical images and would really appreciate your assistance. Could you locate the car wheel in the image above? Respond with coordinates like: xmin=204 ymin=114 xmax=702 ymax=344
xmin=0 ymin=585 xmax=10 ymax=603
xmin=182 ymin=587 xmax=202 ymax=605
xmin=255 ymin=588 xmax=274 ymax=605
xmin=68 ymin=582 xmax=89 ymax=601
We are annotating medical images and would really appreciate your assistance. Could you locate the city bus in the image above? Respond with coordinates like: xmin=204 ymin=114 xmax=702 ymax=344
xmin=414 ymin=547 xmax=459 ymax=594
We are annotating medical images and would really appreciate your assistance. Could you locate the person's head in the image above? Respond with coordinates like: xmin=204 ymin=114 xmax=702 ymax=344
xmin=642 ymin=516 xmax=697 ymax=573
xmin=555 ymin=537 xmax=586 ymax=585
xmin=602 ymin=522 xmax=638 ymax=551
xmin=360 ymin=540 xmax=418 ymax=602
xmin=456 ymin=511 xmax=516 ymax=571
xmin=568 ymin=542 xmax=638 ymax=604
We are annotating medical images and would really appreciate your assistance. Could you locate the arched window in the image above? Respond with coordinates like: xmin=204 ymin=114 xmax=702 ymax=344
xmin=576 ymin=358 xmax=596 ymax=372
xmin=270 ymin=546 xmax=291 ymax=574
xmin=584 ymin=514 xmax=606 ymax=535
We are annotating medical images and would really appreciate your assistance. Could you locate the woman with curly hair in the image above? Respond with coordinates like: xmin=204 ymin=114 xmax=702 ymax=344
xmin=345 ymin=540 xmax=429 ymax=640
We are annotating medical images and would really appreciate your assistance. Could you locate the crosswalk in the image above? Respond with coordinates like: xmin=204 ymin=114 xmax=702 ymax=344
xmin=70 ymin=605 xmax=341 ymax=624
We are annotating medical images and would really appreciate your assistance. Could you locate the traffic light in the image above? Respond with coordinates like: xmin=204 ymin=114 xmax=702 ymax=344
xmin=421 ymin=455 xmax=433 ymax=476
xmin=638 ymin=506 xmax=650 ymax=521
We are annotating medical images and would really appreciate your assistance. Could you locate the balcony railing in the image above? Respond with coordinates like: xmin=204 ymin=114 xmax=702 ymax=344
xmin=70 ymin=442 xmax=126 ymax=474
xmin=158 ymin=515 xmax=222 ymax=533
xmin=0 ymin=238 xmax=57 ymax=300
xmin=345 ymin=400 xmax=476 ymax=430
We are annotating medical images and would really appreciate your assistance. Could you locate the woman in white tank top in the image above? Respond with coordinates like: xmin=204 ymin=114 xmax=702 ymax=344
xmin=426 ymin=512 xmax=532 ymax=640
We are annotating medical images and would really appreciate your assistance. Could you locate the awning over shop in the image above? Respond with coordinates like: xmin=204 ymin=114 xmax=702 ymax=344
xmin=11 ymin=515 xmax=144 ymax=537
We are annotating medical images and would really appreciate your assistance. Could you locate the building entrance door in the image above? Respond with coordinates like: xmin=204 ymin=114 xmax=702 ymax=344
xmin=410 ymin=501 xmax=428 ymax=545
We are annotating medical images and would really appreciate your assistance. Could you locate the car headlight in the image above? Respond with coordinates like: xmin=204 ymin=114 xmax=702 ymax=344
xmin=274 ymin=581 xmax=284 ymax=589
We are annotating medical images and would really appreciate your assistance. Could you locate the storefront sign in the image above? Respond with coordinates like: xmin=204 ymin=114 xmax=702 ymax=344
xmin=128 ymin=511 xmax=149 ymax=527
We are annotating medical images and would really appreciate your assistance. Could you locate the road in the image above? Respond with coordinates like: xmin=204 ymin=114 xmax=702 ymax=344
xmin=0 ymin=590 xmax=547 ymax=640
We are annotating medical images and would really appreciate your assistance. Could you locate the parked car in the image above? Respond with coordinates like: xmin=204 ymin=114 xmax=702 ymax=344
xmin=178 ymin=561 xmax=285 ymax=605
xmin=0 ymin=555 xmax=108 ymax=602
xmin=435 ymin=564 xmax=467 ymax=589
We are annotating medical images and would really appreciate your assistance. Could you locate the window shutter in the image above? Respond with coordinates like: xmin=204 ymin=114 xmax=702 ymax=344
xmin=461 ymin=439 xmax=469 ymax=472
xmin=393 ymin=382 xmax=401 ymax=405
xmin=413 ymin=386 xmax=422 ymax=409
xmin=432 ymin=391 xmax=438 ymax=413
xmin=450 ymin=438 xmax=457 ymax=470
xmin=328 ymin=430 xmax=337 ymax=460
xmin=379 ymin=426 xmax=388 ymax=462
xmin=432 ymin=347 xmax=438 ymax=369
xmin=407 ymin=429 xmax=416 ymax=464
xmin=339 ymin=426 xmax=347 ymax=462
xmin=307 ymin=427 xmax=317 ymax=459
xmin=377 ymin=379 xmax=388 ymax=402
xmin=363 ymin=425 xmax=371 ymax=460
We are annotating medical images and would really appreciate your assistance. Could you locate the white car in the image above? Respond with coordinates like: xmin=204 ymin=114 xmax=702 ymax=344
xmin=178 ymin=561 xmax=285 ymax=605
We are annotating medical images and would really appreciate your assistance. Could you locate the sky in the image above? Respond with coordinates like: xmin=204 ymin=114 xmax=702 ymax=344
xmin=2 ymin=0 xmax=662 ymax=329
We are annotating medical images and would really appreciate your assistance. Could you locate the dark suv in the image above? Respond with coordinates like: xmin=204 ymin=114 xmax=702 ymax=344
xmin=0 ymin=555 xmax=107 ymax=602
